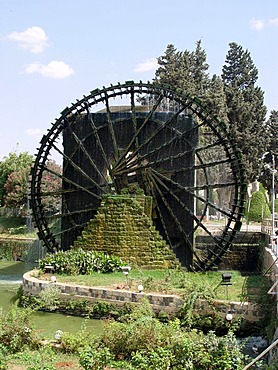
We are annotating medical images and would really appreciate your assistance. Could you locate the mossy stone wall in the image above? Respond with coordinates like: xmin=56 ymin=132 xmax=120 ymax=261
xmin=73 ymin=195 xmax=180 ymax=269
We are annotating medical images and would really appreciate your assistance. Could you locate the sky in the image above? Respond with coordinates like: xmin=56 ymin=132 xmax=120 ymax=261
xmin=0 ymin=0 xmax=278 ymax=161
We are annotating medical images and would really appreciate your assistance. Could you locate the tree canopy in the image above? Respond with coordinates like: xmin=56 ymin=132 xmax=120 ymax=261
xmin=154 ymin=40 xmax=271 ymax=184
xmin=0 ymin=151 xmax=62 ymax=211
xmin=0 ymin=151 xmax=33 ymax=207
xmin=221 ymin=42 xmax=268 ymax=181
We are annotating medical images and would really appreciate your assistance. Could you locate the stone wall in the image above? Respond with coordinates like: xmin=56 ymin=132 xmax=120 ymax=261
xmin=0 ymin=237 xmax=43 ymax=262
xmin=73 ymin=195 xmax=180 ymax=269
xmin=23 ymin=270 xmax=260 ymax=322
xmin=195 ymin=232 xmax=262 ymax=272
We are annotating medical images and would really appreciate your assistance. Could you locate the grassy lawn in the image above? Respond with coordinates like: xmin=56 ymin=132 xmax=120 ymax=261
xmin=49 ymin=269 xmax=266 ymax=303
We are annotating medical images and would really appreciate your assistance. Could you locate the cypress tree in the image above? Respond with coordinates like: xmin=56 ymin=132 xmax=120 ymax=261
xmin=221 ymin=42 xmax=268 ymax=181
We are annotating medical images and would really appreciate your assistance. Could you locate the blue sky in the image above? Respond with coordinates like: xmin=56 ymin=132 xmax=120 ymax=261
xmin=0 ymin=0 xmax=277 ymax=160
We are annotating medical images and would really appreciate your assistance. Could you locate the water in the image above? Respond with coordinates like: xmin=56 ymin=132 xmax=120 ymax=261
xmin=0 ymin=261 xmax=103 ymax=339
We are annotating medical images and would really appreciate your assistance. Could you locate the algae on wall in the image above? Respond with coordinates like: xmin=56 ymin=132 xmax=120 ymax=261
xmin=74 ymin=194 xmax=180 ymax=269
xmin=0 ymin=238 xmax=45 ymax=262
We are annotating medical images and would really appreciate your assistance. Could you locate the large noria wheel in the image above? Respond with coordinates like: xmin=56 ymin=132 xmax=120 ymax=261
xmin=30 ymin=81 xmax=246 ymax=271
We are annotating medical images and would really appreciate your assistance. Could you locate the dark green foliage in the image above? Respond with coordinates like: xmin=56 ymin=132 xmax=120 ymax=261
xmin=222 ymin=42 xmax=268 ymax=181
xmin=155 ymin=41 xmax=269 ymax=184
xmin=267 ymin=110 xmax=278 ymax=158
xmin=39 ymin=248 xmax=125 ymax=275
xmin=202 ymin=74 xmax=228 ymax=123
xmin=252 ymin=277 xmax=277 ymax=340
xmin=155 ymin=40 xmax=209 ymax=98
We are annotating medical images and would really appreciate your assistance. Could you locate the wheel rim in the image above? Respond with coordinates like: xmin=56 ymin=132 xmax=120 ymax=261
xmin=30 ymin=81 xmax=247 ymax=270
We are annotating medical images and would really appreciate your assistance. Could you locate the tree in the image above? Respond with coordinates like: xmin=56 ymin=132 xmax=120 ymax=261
xmin=1 ymin=153 xmax=62 ymax=212
xmin=154 ymin=40 xmax=209 ymax=98
xmin=154 ymin=42 xmax=232 ymax=211
xmin=267 ymin=110 xmax=278 ymax=158
xmin=221 ymin=42 xmax=268 ymax=181
xmin=258 ymin=110 xmax=278 ymax=195
xmin=0 ymin=151 xmax=33 ymax=207
xmin=190 ymin=39 xmax=210 ymax=96
xmin=202 ymin=74 xmax=228 ymax=123
xmin=4 ymin=168 xmax=30 ymax=208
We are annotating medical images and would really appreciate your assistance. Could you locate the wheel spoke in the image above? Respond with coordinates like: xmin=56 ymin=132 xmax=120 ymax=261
xmin=113 ymin=93 xmax=164 ymax=172
xmin=63 ymin=117 xmax=109 ymax=185
xmin=104 ymin=91 xmax=119 ymax=160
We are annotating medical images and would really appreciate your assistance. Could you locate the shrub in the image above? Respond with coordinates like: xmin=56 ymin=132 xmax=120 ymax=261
xmin=130 ymin=347 xmax=173 ymax=370
xmin=0 ymin=307 xmax=38 ymax=353
xmin=97 ymin=299 xmax=245 ymax=369
xmin=178 ymin=280 xmax=215 ymax=328
xmin=99 ymin=299 xmax=165 ymax=359
xmin=79 ymin=346 xmax=112 ymax=370
xmin=60 ymin=321 xmax=96 ymax=354
xmin=38 ymin=285 xmax=61 ymax=311
xmin=247 ymin=190 xmax=271 ymax=222
xmin=39 ymin=248 xmax=124 ymax=275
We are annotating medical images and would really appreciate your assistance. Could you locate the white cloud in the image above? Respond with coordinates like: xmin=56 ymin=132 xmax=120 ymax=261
xmin=134 ymin=58 xmax=157 ymax=72
xmin=25 ymin=128 xmax=46 ymax=138
xmin=249 ymin=18 xmax=265 ymax=31
xmin=269 ymin=18 xmax=278 ymax=26
xmin=7 ymin=26 xmax=49 ymax=54
xmin=25 ymin=61 xmax=74 ymax=79
xmin=250 ymin=17 xmax=278 ymax=31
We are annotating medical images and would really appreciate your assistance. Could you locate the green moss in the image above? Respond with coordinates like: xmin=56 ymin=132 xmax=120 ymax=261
xmin=73 ymin=195 xmax=180 ymax=269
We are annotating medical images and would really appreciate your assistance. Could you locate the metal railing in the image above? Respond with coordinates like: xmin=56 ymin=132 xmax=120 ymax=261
xmin=242 ymin=337 xmax=278 ymax=369
xmin=262 ymin=217 xmax=278 ymax=256
xmin=261 ymin=218 xmax=278 ymax=235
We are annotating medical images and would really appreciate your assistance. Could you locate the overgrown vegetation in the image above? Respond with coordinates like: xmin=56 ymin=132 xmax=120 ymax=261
xmin=0 ymin=300 xmax=263 ymax=370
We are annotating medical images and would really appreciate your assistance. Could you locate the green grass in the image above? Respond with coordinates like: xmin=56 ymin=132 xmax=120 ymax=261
xmin=50 ymin=269 xmax=266 ymax=303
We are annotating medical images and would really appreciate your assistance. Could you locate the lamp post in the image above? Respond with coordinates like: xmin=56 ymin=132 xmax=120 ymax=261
xmin=264 ymin=153 xmax=277 ymax=254
xmin=270 ymin=155 xmax=277 ymax=254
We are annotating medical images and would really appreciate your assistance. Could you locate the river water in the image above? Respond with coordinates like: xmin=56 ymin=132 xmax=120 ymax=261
xmin=0 ymin=261 xmax=103 ymax=339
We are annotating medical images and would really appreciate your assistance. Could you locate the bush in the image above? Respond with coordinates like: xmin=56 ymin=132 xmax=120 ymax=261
xmin=39 ymin=248 xmax=125 ymax=275
xmin=0 ymin=307 xmax=39 ymax=353
xmin=97 ymin=299 xmax=245 ymax=369
xmin=130 ymin=347 xmax=173 ymax=370
xmin=38 ymin=285 xmax=61 ymax=311
xmin=79 ymin=346 xmax=112 ymax=370
xmin=60 ymin=321 xmax=96 ymax=354
xmin=247 ymin=190 xmax=271 ymax=222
